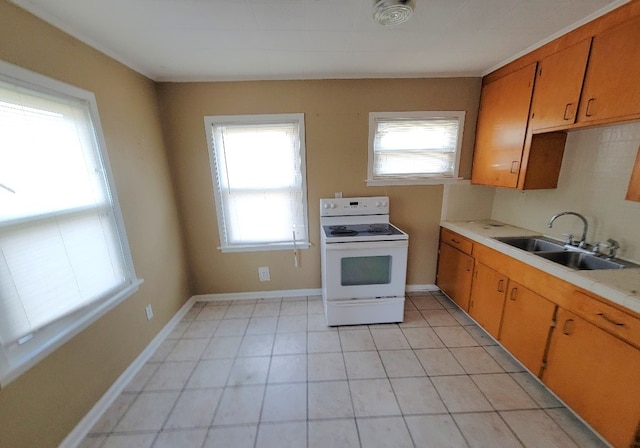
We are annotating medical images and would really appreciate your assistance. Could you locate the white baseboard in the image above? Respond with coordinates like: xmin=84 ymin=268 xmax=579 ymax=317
xmin=59 ymin=296 xmax=197 ymax=448
xmin=194 ymin=288 xmax=322 ymax=302
xmin=194 ymin=285 xmax=439 ymax=302
xmin=406 ymin=284 xmax=439 ymax=292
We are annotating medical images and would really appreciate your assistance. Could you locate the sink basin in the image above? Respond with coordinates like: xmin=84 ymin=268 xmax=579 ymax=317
xmin=494 ymin=236 xmax=564 ymax=252
xmin=536 ymin=251 xmax=627 ymax=270
xmin=494 ymin=235 xmax=639 ymax=270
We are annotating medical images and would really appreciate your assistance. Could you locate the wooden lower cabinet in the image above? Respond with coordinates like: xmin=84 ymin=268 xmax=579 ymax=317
xmin=498 ymin=281 xmax=556 ymax=376
xmin=543 ymin=308 xmax=640 ymax=448
xmin=436 ymin=242 xmax=474 ymax=311
xmin=469 ymin=262 xmax=507 ymax=338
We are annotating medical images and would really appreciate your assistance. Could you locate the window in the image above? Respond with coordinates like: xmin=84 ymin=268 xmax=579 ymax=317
xmin=367 ymin=111 xmax=465 ymax=186
xmin=204 ymin=114 xmax=309 ymax=252
xmin=0 ymin=60 xmax=141 ymax=386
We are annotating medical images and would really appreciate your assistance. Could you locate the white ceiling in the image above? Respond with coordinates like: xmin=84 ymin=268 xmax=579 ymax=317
xmin=11 ymin=0 xmax=626 ymax=82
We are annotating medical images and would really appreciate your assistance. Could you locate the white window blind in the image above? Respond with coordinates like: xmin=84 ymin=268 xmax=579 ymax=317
xmin=0 ymin=61 xmax=140 ymax=386
xmin=204 ymin=114 xmax=309 ymax=252
xmin=368 ymin=111 xmax=465 ymax=186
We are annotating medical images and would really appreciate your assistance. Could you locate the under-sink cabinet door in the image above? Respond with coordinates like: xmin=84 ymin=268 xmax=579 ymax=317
xmin=436 ymin=242 xmax=474 ymax=311
xmin=468 ymin=262 xmax=508 ymax=338
xmin=543 ymin=308 xmax=640 ymax=448
xmin=498 ymin=281 xmax=556 ymax=376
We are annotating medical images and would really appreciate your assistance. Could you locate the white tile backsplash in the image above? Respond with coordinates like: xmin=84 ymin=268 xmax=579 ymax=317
xmin=490 ymin=122 xmax=640 ymax=262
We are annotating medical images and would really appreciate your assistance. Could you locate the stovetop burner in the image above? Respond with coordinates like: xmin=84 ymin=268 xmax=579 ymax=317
xmin=330 ymin=225 xmax=359 ymax=236
xmin=367 ymin=223 xmax=392 ymax=235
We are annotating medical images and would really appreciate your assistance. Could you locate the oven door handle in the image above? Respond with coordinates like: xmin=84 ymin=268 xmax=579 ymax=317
xmin=324 ymin=240 xmax=408 ymax=250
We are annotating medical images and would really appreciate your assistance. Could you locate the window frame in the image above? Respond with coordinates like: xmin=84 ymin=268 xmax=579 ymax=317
xmin=0 ymin=60 xmax=142 ymax=387
xmin=204 ymin=113 xmax=310 ymax=253
xmin=367 ymin=111 xmax=466 ymax=186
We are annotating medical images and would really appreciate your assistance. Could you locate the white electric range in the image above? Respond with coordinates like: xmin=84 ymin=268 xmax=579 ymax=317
xmin=320 ymin=196 xmax=408 ymax=326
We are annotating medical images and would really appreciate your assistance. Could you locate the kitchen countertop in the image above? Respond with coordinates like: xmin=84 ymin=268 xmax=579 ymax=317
xmin=441 ymin=219 xmax=640 ymax=315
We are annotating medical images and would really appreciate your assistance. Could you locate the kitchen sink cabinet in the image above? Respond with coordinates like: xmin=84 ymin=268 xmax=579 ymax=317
xmin=436 ymin=240 xmax=474 ymax=311
xmin=471 ymin=64 xmax=536 ymax=188
xmin=498 ymin=281 xmax=556 ymax=376
xmin=577 ymin=15 xmax=640 ymax=126
xmin=468 ymin=261 xmax=508 ymax=338
xmin=543 ymin=307 xmax=640 ymax=448
xmin=442 ymin=226 xmax=640 ymax=447
xmin=529 ymin=39 xmax=592 ymax=131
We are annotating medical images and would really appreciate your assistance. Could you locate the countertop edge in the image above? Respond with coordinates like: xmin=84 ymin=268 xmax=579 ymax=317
xmin=441 ymin=220 xmax=640 ymax=315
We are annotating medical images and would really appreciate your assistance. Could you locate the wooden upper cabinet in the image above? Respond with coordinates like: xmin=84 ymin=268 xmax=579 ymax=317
xmin=544 ymin=308 xmax=640 ymax=448
xmin=577 ymin=14 xmax=640 ymax=125
xmin=471 ymin=63 xmax=537 ymax=188
xmin=529 ymin=39 xmax=592 ymax=131
xmin=499 ymin=281 xmax=556 ymax=376
xmin=627 ymin=145 xmax=640 ymax=202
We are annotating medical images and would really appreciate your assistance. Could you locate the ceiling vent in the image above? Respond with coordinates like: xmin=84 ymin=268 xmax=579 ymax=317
xmin=373 ymin=0 xmax=416 ymax=26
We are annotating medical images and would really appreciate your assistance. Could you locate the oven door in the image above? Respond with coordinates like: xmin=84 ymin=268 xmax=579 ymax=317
xmin=322 ymin=240 xmax=408 ymax=300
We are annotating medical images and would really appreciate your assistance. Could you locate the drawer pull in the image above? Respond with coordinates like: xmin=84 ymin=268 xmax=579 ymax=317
xmin=597 ymin=312 xmax=625 ymax=327
xmin=497 ymin=279 xmax=504 ymax=293
xmin=509 ymin=287 xmax=518 ymax=301
xmin=562 ymin=318 xmax=575 ymax=335
xmin=451 ymin=238 xmax=460 ymax=244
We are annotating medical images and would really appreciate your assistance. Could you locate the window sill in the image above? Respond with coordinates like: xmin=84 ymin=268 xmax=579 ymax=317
xmin=218 ymin=242 xmax=311 ymax=253
xmin=0 ymin=278 xmax=143 ymax=388
xmin=366 ymin=177 xmax=464 ymax=186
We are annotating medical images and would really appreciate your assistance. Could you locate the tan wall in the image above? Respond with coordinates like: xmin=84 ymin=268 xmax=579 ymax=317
xmin=157 ymin=78 xmax=481 ymax=294
xmin=0 ymin=2 xmax=192 ymax=447
xmin=492 ymin=122 xmax=640 ymax=263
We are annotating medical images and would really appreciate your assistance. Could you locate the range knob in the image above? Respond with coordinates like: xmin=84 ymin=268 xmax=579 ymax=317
xmin=323 ymin=203 xmax=330 ymax=209
xmin=330 ymin=203 xmax=337 ymax=209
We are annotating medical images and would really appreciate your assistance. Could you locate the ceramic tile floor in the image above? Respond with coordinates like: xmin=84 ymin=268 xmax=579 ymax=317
xmin=81 ymin=291 xmax=609 ymax=448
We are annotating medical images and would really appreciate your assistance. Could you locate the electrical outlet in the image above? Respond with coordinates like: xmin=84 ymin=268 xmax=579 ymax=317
xmin=145 ymin=304 xmax=154 ymax=320
xmin=258 ymin=266 xmax=270 ymax=282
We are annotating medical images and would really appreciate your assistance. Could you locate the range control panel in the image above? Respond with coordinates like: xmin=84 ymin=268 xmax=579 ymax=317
xmin=320 ymin=196 xmax=389 ymax=217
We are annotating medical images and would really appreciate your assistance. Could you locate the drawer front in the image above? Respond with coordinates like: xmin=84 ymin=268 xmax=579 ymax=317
xmin=440 ymin=228 xmax=473 ymax=255
xmin=570 ymin=290 xmax=640 ymax=349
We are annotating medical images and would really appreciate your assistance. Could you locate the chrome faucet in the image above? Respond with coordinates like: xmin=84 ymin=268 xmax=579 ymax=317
xmin=548 ymin=212 xmax=589 ymax=248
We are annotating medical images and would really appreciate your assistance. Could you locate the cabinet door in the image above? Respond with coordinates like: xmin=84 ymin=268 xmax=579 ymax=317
xmin=469 ymin=262 xmax=507 ymax=338
xmin=578 ymin=15 xmax=640 ymax=124
xmin=529 ymin=39 xmax=591 ymax=131
xmin=471 ymin=63 xmax=537 ymax=188
xmin=626 ymin=145 xmax=640 ymax=202
xmin=499 ymin=281 xmax=556 ymax=376
xmin=436 ymin=242 xmax=474 ymax=311
xmin=544 ymin=308 xmax=640 ymax=448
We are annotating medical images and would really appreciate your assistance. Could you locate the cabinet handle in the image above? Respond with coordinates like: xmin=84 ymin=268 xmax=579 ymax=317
xmin=497 ymin=279 xmax=504 ymax=293
xmin=585 ymin=98 xmax=596 ymax=117
xmin=510 ymin=161 xmax=519 ymax=174
xmin=597 ymin=312 xmax=625 ymax=327
xmin=562 ymin=318 xmax=574 ymax=335
xmin=563 ymin=103 xmax=574 ymax=120
xmin=509 ymin=287 xmax=518 ymax=301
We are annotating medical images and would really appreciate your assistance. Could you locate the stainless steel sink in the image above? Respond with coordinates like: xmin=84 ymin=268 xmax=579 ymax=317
xmin=493 ymin=235 xmax=639 ymax=270
xmin=494 ymin=236 xmax=565 ymax=252
xmin=536 ymin=251 xmax=626 ymax=270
